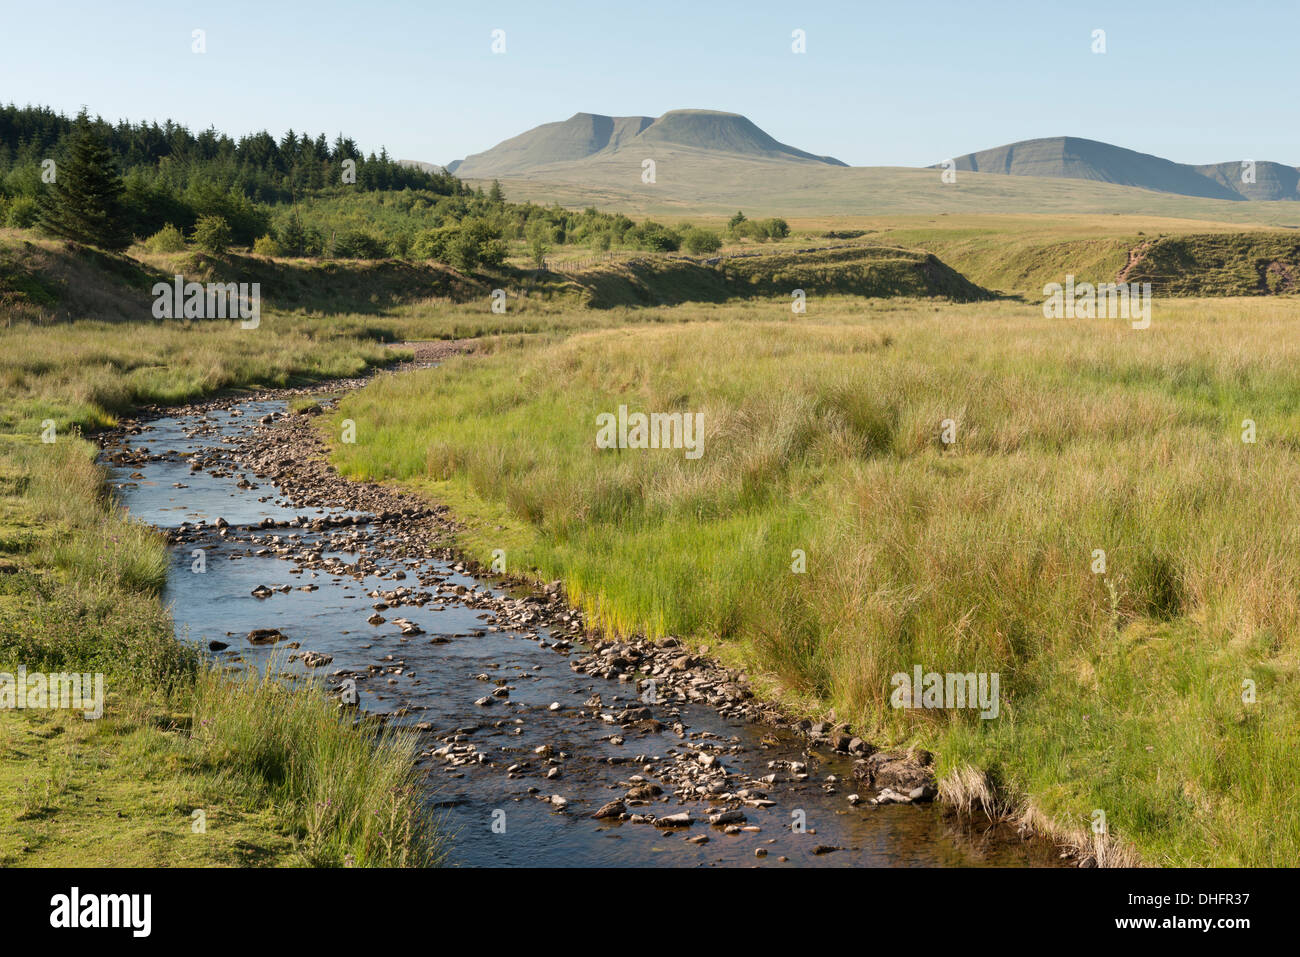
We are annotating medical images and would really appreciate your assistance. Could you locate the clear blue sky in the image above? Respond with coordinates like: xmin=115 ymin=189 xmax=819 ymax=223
xmin=2 ymin=0 xmax=1296 ymax=168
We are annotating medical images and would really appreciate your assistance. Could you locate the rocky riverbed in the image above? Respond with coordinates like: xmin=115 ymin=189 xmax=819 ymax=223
xmin=98 ymin=347 xmax=1065 ymax=867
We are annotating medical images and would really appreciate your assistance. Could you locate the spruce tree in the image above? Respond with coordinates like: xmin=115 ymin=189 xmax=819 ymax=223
xmin=36 ymin=111 xmax=131 ymax=250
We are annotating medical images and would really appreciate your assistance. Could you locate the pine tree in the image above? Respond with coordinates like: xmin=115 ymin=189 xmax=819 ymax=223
xmin=280 ymin=213 xmax=306 ymax=256
xmin=37 ymin=112 xmax=131 ymax=250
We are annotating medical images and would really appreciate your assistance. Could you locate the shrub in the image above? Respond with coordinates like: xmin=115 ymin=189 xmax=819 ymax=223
xmin=333 ymin=229 xmax=387 ymax=259
xmin=386 ymin=232 xmax=412 ymax=258
xmin=683 ymin=227 xmax=723 ymax=255
xmin=732 ymin=217 xmax=790 ymax=242
xmin=252 ymin=234 xmax=284 ymax=257
xmin=449 ymin=217 xmax=507 ymax=271
xmin=5 ymin=195 xmax=38 ymax=229
xmin=302 ymin=226 xmax=327 ymax=257
xmin=632 ymin=220 xmax=681 ymax=252
xmin=763 ymin=217 xmax=790 ymax=240
xmin=278 ymin=217 xmax=306 ymax=255
xmin=145 ymin=223 xmax=187 ymax=253
xmin=411 ymin=225 xmax=458 ymax=262
xmin=192 ymin=214 xmax=233 ymax=255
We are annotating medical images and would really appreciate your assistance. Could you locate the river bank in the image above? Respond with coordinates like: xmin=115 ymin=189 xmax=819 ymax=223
xmin=0 ymin=333 xmax=442 ymax=867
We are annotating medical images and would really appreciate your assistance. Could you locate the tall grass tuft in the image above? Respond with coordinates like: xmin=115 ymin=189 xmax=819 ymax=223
xmin=191 ymin=665 xmax=447 ymax=867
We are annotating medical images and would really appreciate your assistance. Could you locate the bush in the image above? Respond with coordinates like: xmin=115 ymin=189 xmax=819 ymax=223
xmin=449 ymin=217 xmax=507 ymax=271
xmin=5 ymin=195 xmax=38 ymax=229
xmin=184 ymin=182 xmax=269 ymax=246
xmin=411 ymin=225 xmax=458 ymax=262
xmin=683 ymin=227 xmax=723 ymax=255
xmin=763 ymin=217 xmax=790 ymax=240
xmin=632 ymin=220 xmax=681 ymax=252
xmin=333 ymin=229 xmax=387 ymax=259
xmin=732 ymin=217 xmax=790 ymax=242
xmin=386 ymin=232 xmax=412 ymax=258
xmin=6 ymin=196 xmax=39 ymax=229
xmin=302 ymin=226 xmax=327 ymax=257
xmin=252 ymin=234 xmax=284 ymax=257
xmin=192 ymin=214 xmax=233 ymax=255
xmin=144 ymin=223 xmax=187 ymax=253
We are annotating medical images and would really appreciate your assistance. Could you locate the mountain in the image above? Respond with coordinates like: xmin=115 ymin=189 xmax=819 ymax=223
xmin=940 ymin=136 xmax=1300 ymax=201
xmin=1194 ymin=161 xmax=1300 ymax=202
xmin=448 ymin=109 xmax=846 ymax=178
xmin=438 ymin=116 xmax=1300 ymax=222
xmin=398 ymin=159 xmax=448 ymax=175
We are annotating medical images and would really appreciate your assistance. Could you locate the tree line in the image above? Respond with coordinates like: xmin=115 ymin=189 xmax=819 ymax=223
xmin=2 ymin=104 xmax=789 ymax=269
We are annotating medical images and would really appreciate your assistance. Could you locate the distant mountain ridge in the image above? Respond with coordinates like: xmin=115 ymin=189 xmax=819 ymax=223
xmin=940 ymin=136 xmax=1300 ymax=201
xmin=431 ymin=115 xmax=1300 ymax=214
xmin=448 ymin=109 xmax=846 ymax=178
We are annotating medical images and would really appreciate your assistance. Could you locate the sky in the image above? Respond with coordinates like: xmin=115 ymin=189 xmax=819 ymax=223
xmin=2 ymin=0 xmax=1297 ymax=168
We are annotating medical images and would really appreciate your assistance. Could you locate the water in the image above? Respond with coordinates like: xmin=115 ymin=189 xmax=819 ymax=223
xmin=103 ymin=399 xmax=1053 ymax=867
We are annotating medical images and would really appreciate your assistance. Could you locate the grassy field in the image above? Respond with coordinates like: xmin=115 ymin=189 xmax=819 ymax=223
xmin=328 ymin=294 xmax=1300 ymax=866
xmin=473 ymin=158 xmax=1300 ymax=225
xmin=0 ymin=311 xmax=445 ymax=867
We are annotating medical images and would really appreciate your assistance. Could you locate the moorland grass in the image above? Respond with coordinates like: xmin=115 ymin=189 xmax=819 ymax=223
xmin=329 ymin=294 xmax=1300 ymax=865
xmin=0 ymin=315 xmax=396 ymax=433
xmin=481 ymin=162 xmax=1300 ymax=224
xmin=189 ymin=665 xmax=444 ymax=867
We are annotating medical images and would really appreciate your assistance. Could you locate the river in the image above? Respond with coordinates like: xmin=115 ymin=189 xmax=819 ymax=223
xmin=101 ymin=394 xmax=1054 ymax=868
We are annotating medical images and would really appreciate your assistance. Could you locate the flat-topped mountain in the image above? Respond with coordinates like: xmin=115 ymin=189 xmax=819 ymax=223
xmin=941 ymin=136 xmax=1300 ymax=201
xmin=448 ymin=109 xmax=846 ymax=178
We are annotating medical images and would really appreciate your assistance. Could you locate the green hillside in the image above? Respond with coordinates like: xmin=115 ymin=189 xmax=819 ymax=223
xmin=571 ymin=244 xmax=990 ymax=308
xmin=472 ymin=164 xmax=1300 ymax=224
xmin=1122 ymin=233 xmax=1300 ymax=295
xmin=868 ymin=218 xmax=1300 ymax=298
